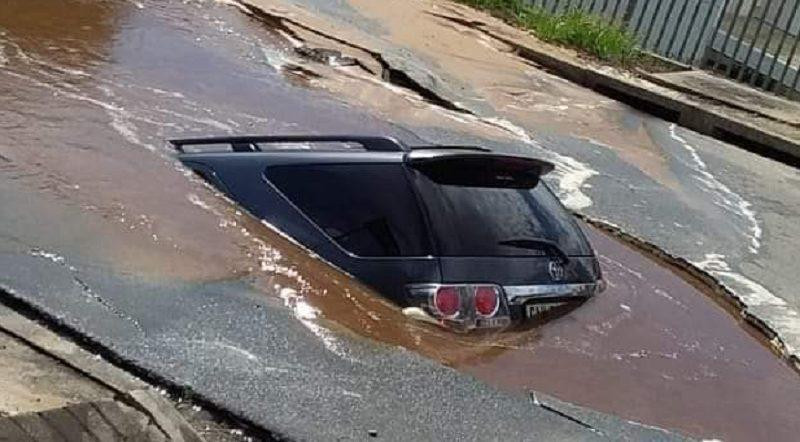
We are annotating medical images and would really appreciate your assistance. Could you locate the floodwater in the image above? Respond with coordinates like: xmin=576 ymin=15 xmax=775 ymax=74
xmin=1 ymin=1 xmax=799 ymax=441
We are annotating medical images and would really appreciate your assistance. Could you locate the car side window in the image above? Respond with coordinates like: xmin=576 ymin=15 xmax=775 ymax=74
xmin=266 ymin=164 xmax=432 ymax=257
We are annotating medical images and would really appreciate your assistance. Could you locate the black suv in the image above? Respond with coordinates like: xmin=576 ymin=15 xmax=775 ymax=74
xmin=172 ymin=135 xmax=604 ymax=330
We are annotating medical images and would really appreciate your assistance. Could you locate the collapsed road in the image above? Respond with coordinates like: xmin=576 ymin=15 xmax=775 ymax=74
xmin=236 ymin=0 xmax=800 ymax=368
xmin=0 ymin=0 xmax=799 ymax=441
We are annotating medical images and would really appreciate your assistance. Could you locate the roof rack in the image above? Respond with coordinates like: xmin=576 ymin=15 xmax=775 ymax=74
xmin=169 ymin=135 xmax=408 ymax=153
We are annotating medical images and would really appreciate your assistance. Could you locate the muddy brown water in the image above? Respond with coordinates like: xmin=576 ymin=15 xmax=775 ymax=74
xmin=1 ymin=1 xmax=799 ymax=441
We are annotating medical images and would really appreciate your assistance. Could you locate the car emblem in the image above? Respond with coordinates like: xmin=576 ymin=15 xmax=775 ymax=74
xmin=548 ymin=260 xmax=565 ymax=281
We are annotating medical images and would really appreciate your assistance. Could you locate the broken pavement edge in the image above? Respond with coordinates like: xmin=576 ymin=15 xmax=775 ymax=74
xmin=0 ymin=296 xmax=206 ymax=442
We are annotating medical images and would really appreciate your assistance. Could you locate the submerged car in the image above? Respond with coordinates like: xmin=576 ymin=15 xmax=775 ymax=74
xmin=171 ymin=135 xmax=604 ymax=330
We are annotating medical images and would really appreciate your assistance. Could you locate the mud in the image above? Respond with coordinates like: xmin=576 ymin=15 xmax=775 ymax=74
xmin=1 ymin=1 xmax=800 ymax=441
xmin=452 ymin=228 xmax=800 ymax=441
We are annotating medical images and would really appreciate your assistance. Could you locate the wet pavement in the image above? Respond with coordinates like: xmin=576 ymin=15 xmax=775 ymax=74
xmin=242 ymin=0 xmax=800 ymax=366
xmin=0 ymin=0 xmax=799 ymax=441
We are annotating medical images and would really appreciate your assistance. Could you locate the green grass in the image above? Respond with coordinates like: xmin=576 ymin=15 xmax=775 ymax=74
xmin=454 ymin=0 xmax=640 ymax=64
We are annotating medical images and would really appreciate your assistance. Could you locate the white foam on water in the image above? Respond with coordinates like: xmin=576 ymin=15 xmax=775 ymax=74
xmin=693 ymin=253 xmax=786 ymax=307
xmin=479 ymin=117 xmax=598 ymax=210
xmin=548 ymin=150 xmax=598 ymax=210
xmin=125 ymin=0 xmax=145 ymax=10
xmin=669 ymin=124 xmax=761 ymax=254
xmin=144 ymin=86 xmax=185 ymax=99
xmin=599 ymin=254 xmax=644 ymax=280
xmin=693 ymin=254 xmax=800 ymax=355
xmin=186 ymin=194 xmax=371 ymax=359
xmin=155 ymin=107 xmax=236 ymax=133
xmin=98 ymin=86 xmax=159 ymax=153
xmin=276 ymin=29 xmax=305 ymax=49
xmin=187 ymin=193 xmax=313 ymax=292
xmin=215 ymin=0 xmax=253 ymax=15
xmin=278 ymin=287 xmax=357 ymax=362
xmin=30 ymin=249 xmax=67 ymax=265
xmin=259 ymin=45 xmax=292 ymax=72
xmin=0 ymin=37 xmax=7 ymax=67
xmin=5 ymin=69 xmax=160 ymax=154
xmin=4 ymin=37 xmax=89 ymax=78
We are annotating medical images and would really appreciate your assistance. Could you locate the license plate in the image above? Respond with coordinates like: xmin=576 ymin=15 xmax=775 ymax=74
xmin=477 ymin=317 xmax=511 ymax=328
xmin=526 ymin=302 xmax=567 ymax=318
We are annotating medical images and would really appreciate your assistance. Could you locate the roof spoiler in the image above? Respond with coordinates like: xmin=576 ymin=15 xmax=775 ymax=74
xmin=168 ymin=135 xmax=408 ymax=153
xmin=406 ymin=150 xmax=555 ymax=189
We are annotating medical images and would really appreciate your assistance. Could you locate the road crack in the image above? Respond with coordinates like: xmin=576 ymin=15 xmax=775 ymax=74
xmin=529 ymin=392 xmax=603 ymax=435
xmin=236 ymin=0 xmax=475 ymax=113
xmin=29 ymin=248 xmax=145 ymax=334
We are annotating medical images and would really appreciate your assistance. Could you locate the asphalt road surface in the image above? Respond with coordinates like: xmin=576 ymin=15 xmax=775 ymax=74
xmin=0 ymin=0 xmax=799 ymax=441
xmin=240 ymin=0 xmax=800 ymax=363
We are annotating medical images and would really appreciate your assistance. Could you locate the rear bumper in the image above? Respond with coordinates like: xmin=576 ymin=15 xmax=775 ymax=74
xmin=503 ymin=280 xmax=605 ymax=306
xmin=504 ymin=280 xmax=604 ymax=322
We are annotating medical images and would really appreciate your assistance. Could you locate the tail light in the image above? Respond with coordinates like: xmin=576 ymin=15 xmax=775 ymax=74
xmin=433 ymin=286 xmax=461 ymax=318
xmin=474 ymin=286 xmax=499 ymax=317
xmin=405 ymin=283 xmax=510 ymax=330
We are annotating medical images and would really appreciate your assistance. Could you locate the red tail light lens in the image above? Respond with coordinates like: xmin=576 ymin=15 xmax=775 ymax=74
xmin=475 ymin=286 xmax=499 ymax=317
xmin=434 ymin=286 xmax=461 ymax=317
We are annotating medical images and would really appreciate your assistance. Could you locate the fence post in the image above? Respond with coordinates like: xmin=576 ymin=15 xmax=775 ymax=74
xmin=654 ymin=0 xmax=681 ymax=53
xmin=695 ymin=0 xmax=731 ymax=66
xmin=633 ymin=0 xmax=650 ymax=35
xmin=622 ymin=0 xmax=639 ymax=24
xmin=736 ymin=0 xmax=773 ymax=81
xmin=610 ymin=0 xmax=623 ymax=23
xmin=767 ymin=0 xmax=800 ymax=87
xmin=780 ymin=29 xmax=800 ymax=90
xmin=792 ymin=45 xmax=800 ymax=93
xmin=642 ymin=0 xmax=667 ymax=49
xmin=713 ymin=0 xmax=745 ymax=71
xmin=678 ymin=0 xmax=705 ymax=62
xmin=751 ymin=0 xmax=789 ymax=86
xmin=598 ymin=0 xmax=610 ymax=16
xmin=725 ymin=0 xmax=758 ymax=77
xmin=667 ymin=0 xmax=693 ymax=58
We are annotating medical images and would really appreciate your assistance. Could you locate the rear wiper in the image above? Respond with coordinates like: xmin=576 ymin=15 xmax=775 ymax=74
xmin=497 ymin=238 xmax=570 ymax=263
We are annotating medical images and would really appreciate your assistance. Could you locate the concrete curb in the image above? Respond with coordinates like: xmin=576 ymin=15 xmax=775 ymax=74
xmin=638 ymin=71 xmax=800 ymax=128
xmin=129 ymin=389 xmax=205 ymax=442
xmin=445 ymin=14 xmax=800 ymax=164
xmin=0 ymin=302 xmax=204 ymax=442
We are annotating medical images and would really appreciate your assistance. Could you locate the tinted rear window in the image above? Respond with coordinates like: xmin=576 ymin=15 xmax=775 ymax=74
xmin=267 ymin=164 xmax=432 ymax=257
xmin=410 ymin=170 xmax=591 ymax=257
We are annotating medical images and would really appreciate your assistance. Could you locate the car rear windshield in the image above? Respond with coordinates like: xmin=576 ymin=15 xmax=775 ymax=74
xmin=410 ymin=169 xmax=592 ymax=257
xmin=267 ymin=164 xmax=433 ymax=257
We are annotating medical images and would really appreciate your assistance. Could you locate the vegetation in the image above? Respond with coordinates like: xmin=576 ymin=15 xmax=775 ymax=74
xmin=453 ymin=0 xmax=639 ymax=64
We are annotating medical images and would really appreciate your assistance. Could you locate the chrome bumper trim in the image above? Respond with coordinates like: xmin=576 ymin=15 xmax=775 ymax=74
xmin=503 ymin=281 xmax=604 ymax=305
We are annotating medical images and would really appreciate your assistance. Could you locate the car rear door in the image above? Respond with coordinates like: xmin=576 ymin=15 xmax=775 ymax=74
xmin=405 ymin=151 xmax=600 ymax=287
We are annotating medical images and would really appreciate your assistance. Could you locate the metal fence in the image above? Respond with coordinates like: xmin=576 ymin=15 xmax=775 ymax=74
xmin=524 ymin=0 xmax=800 ymax=99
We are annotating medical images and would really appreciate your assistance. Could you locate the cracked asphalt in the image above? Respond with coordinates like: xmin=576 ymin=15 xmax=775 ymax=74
xmin=1 ymin=0 xmax=799 ymax=440
xmin=238 ymin=0 xmax=800 ymax=363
